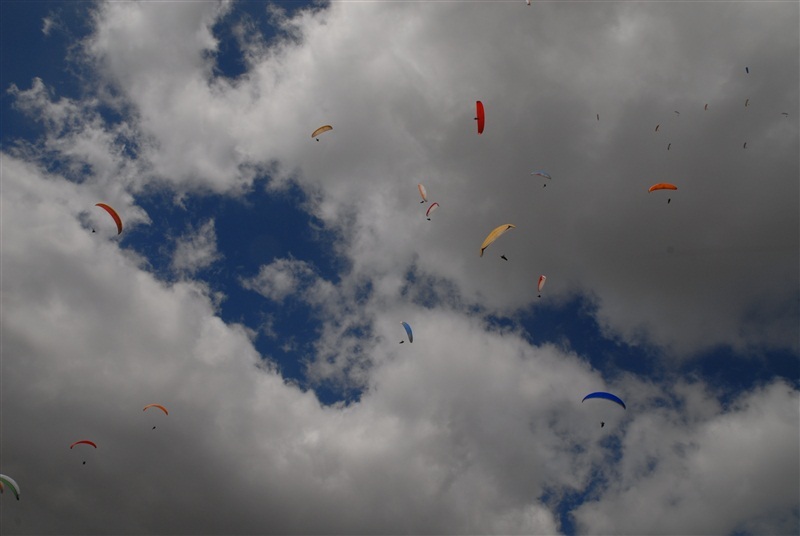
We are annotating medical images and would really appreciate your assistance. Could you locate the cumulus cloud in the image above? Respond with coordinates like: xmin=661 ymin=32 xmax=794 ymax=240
xmin=41 ymin=16 xmax=56 ymax=36
xmin=171 ymin=219 xmax=222 ymax=275
xmin=241 ymin=256 xmax=319 ymax=303
xmin=573 ymin=381 xmax=800 ymax=535
xmin=2 ymin=1 xmax=798 ymax=534
xmin=55 ymin=0 xmax=797 ymax=358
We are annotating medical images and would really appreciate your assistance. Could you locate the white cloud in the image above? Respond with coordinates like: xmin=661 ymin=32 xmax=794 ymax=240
xmin=573 ymin=381 xmax=800 ymax=535
xmin=2 ymin=1 xmax=798 ymax=533
xmin=56 ymin=0 xmax=797 ymax=358
xmin=240 ymin=256 xmax=319 ymax=302
xmin=41 ymin=16 xmax=55 ymax=36
xmin=171 ymin=219 xmax=222 ymax=275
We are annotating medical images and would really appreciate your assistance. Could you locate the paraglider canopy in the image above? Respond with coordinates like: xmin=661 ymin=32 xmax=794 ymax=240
xmin=418 ymin=184 xmax=428 ymax=203
xmin=143 ymin=403 xmax=169 ymax=415
xmin=425 ymin=202 xmax=439 ymax=220
xmin=311 ymin=125 xmax=332 ymax=140
xmin=400 ymin=321 xmax=413 ymax=343
xmin=537 ymin=275 xmax=546 ymax=297
xmin=648 ymin=183 xmax=677 ymax=192
xmin=0 ymin=474 xmax=20 ymax=500
xmin=480 ymin=224 xmax=515 ymax=257
xmin=95 ymin=203 xmax=122 ymax=235
xmin=70 ymin=440 xmax=97 ymax=449
xmin=475 ymin=101 xmax=485 ymax=134
xmin=582 ymin=391 xmax=626 ymax=409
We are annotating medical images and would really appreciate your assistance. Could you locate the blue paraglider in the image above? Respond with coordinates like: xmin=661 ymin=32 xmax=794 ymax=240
xmin=582 ymin=391 xmax=626 ymax=409
xmin=400 ymin=321 xmax=413 ymax=344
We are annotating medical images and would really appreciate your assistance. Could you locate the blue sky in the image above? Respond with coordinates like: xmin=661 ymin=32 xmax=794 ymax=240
xmin=1 ymin=1 xmax=798 ymax=534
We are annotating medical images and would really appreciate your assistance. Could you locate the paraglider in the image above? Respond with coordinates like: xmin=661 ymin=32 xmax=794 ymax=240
xmin=500 ymin=255 xmax=508 ymax=261
xmin=743 ymin=142 xmax=747 ymax=149
xmin=70 ymin=440 xmax=97 ymax=464
xmin=537 ymin=275 xmax=546 ymax=298
xmin=531 ymin=171 xmax=552 ymax=187
xmin=426 ymin=202 xmax=440 ymax=221
xmin=582 ymin=391 xmax=626 ymax=409
xmin=0 ymin=474 xmax=20 ymax=500
xmin=649 ymin=183 xmax=677 ymax=204
xmin=95 ymin=203 xmax=122 ymax=235
xmin=596 ymin=114 xmax=600 ymax=121
xmin=745 ymin=67 xmax=749 ymax=74
xmin=667 ymin=143 xmax=671 ymax=150
xmin=582 ymin=392 xmax=626 ymax=428
xmin=648 ymin=183 xmax=677 ymax=193
xmin=399 ymin=321 xmax=413 ymax=344
xmin=70 ymin=440 xmax=98 ymax=449
xmin=311 ymin=125 xmax=332 ymax=141
xmin=781 ymin=112 xmax=789 ymax=117
xmin=475 ymin=101 xmax=485 ymax=134
xmin=674 ymin=111 xmax=680 ymax=116
xmin=704 ymin=103 xmax=708 ymax=111
xmin=144 ymin=403 xmax=168 ymax=429
xmin=418 ymin=184 xmax=428 ymax=203
xmin=480 ymin=224 xmax=515 ymax=257
xmin=143 ymin=403 xmax=169 ymax=415
xmin=655 ymin=124 xmax=660 ymax=132
xmin=745 ymin=98 xmax=750 ymax=107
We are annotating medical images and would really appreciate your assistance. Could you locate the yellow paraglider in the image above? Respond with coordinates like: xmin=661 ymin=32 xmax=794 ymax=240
xmin=311 ymin=125 xmax=332 ymax=141
xmin=480 ymin=224 xmax=515 ymax=257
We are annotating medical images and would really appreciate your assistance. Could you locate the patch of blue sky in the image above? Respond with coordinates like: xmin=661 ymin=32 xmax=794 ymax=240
xmin=208 ymin=1 xmax=325 ymax=82
xmin=3 ymin=0 xmax=347 ymax=404
xmin=680 ymin=346 xmax=800 ymax=407
xmin=1 ymin=1 xmax=95 ymax=144
xmin=543 ymin=463 xmax=611 ymax=536
xmin=518 ymin=295 xmax=663 ymax=379
xmin=126 ymin=177 xmax=344 ymax=400
xmin=518 ymin=294 xmax=799 ymax=409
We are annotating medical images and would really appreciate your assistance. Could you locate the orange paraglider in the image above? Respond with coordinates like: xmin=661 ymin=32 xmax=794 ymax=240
xmin=143 ymin=404 xmax=169 ymax=415
xmin=649 ymin=183 xmax=677 ymax=204
xmin=648 ymin=183 xmax=677 ymax=192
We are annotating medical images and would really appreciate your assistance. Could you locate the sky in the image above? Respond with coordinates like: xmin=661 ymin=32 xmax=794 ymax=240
xmin=1 ymin=1 xmax=798 ymax=535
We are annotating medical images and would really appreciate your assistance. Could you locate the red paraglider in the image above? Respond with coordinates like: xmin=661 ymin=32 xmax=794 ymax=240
xmin=70 ymin=439 xmax=97 ymax=465
xmin=95 ymin=203 xmax=122 ymax=235
xmin=475 ymin=101 xmax=485 ymax=134
xmin=70 ymin=440 xmax=97 ymax=449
